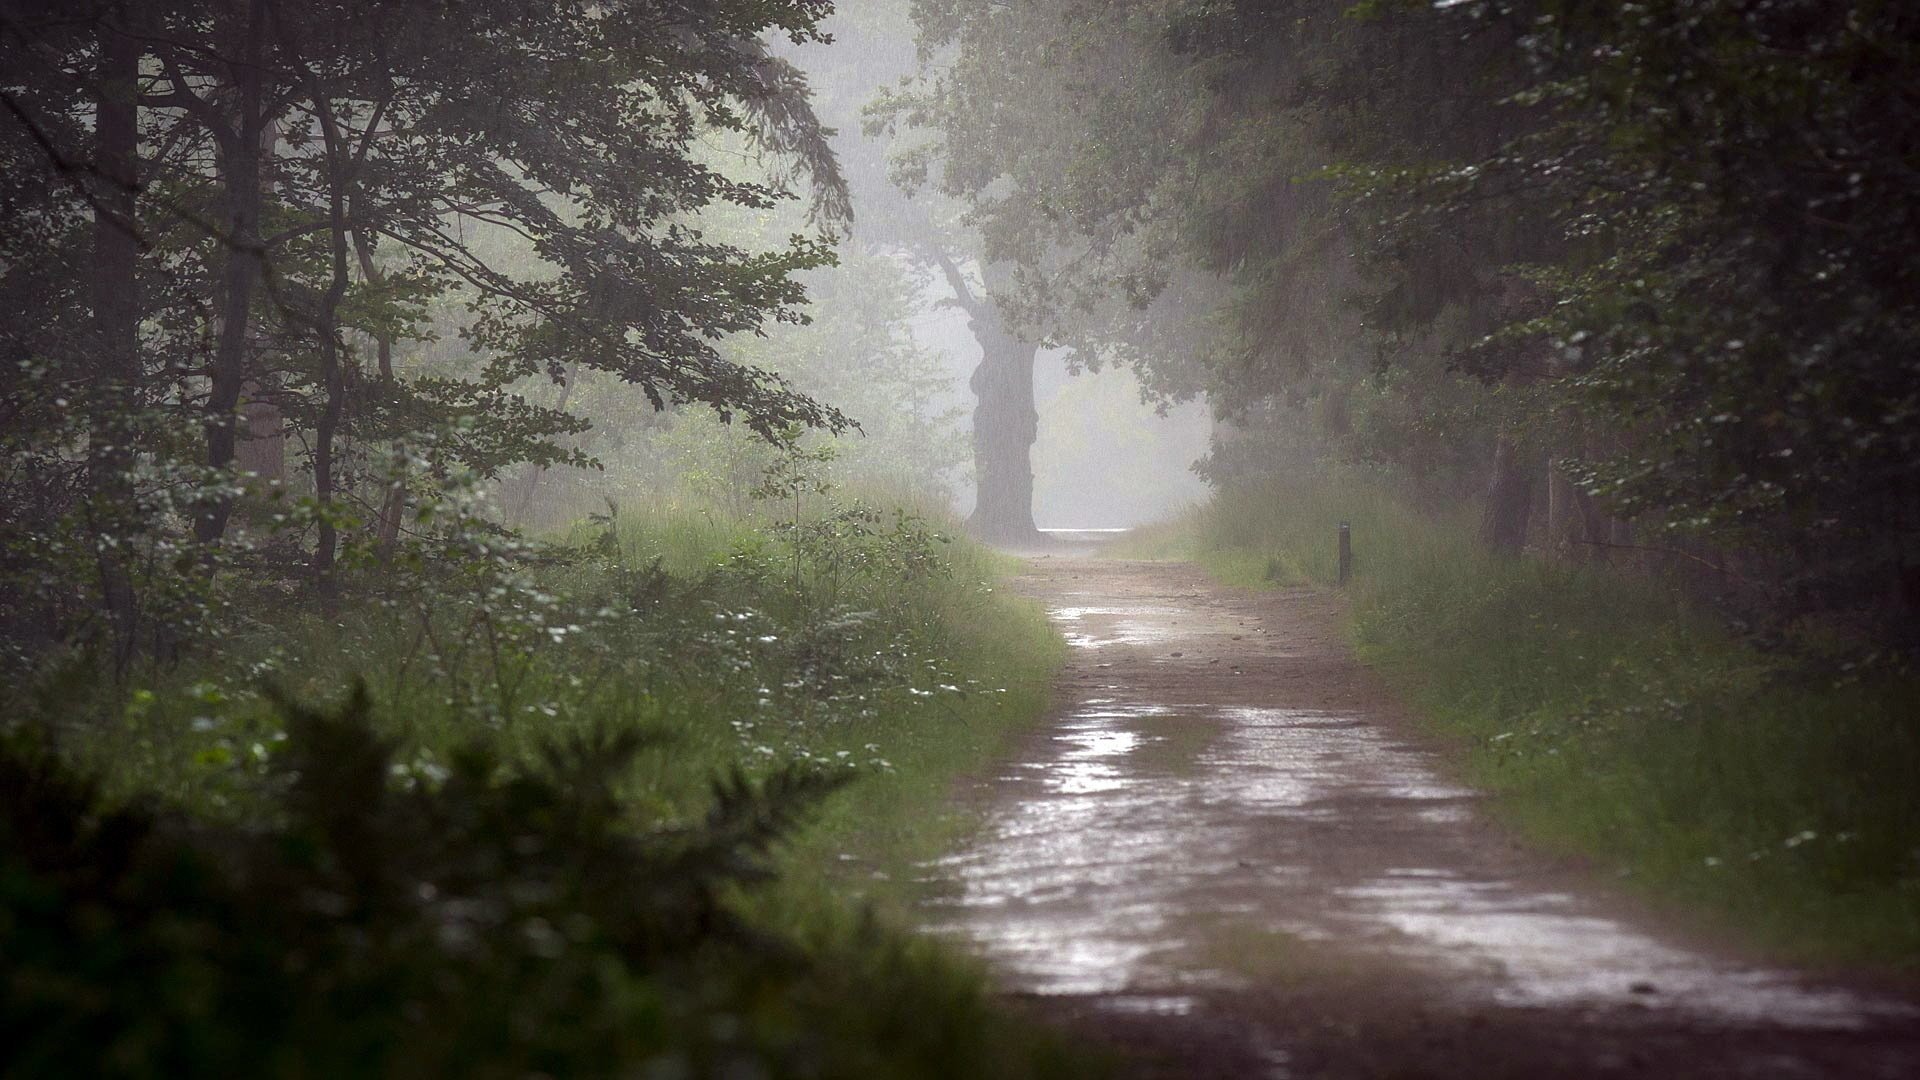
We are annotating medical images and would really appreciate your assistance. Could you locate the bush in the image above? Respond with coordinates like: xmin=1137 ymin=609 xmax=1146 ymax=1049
xmin=4 ymin=686 xmax=839 ymax=1076
xmin=1 ymin=684 xmax=1092 ymax=1078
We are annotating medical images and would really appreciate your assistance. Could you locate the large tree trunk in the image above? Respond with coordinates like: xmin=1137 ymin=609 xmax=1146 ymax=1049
xmin=312 ymin=329 xmax=346 ymax=601
xmin=1574 ymin=480 xmax=1612 ymax=565
xmin=234 ymin=395 xmax=285 ymax=483
xmin=1608 ymin=516 xmax=1639 ymax=571
xmin=940 ymin=256 xmax=1041 ymax=545
xmin=194 ymin=0 xmax=270 ymax=544
xmin=1479 ymin=437 xmax=1534 ymax=554
xmin=90 ymin=16 xmax=141 ymax=663
xmin=966 ymin=317 xmax=1040 ymax=544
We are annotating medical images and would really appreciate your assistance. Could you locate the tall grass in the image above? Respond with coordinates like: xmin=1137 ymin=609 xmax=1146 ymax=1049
xmin=67 ymin=496 xmax=1055 ymax=825
xmin=1130 ymin=473 xmax=1920 ymax=966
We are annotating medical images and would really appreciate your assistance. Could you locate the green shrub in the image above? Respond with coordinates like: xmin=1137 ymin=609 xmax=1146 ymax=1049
xmin=1 ymin=683 xmax=1091 ymax=1078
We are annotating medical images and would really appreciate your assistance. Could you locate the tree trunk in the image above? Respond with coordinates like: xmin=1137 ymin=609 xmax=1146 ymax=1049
xmin=1546 ymin=465 xmax=1581 ymax=561
xmin=966 ymin=318 xmax=1040 ymax=544
xmin=312 ymin=333 xmax=345 ymax=601
xmin=234 ymin=394 xmax=285 ymax=483
xmin=1479 ymin=437 xmax=1534 ymax=554
xmin=353 ymin=226 xmax=406 ymax=558
xmin=306 ymin=83 xmax=354 ymax=602
xmin=924 ymin=250 xmax=1042 ymax=544
xmin=90 ymin=16 xmax=141 ymax=664
xmin=1574 ymin=485 xmax=1610 ymax=564
xmin=195 ymin=0 xmax=269 ymax=544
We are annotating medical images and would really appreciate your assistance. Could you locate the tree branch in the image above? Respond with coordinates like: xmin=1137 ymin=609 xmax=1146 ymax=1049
xmin=0 ymin=90 xmax=149 ymax=251
xmin=929 ymin=245 xmax=985 ymax=321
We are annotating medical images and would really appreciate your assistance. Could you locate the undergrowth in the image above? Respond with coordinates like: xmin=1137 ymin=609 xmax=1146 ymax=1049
xmin=2 ymin=495 xmax=1087 ymax=1078
xmin=1122 ymin=474 xmax=1920 ymax=966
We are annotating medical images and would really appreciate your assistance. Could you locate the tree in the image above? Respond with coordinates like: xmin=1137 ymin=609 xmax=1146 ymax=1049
xmin=777 ymin=1 xmax=1049 ymax=542
xmin=882 ymin=0 xmax=1920 ymax=633
xmin=0 ymin=0 xmax=858 ymax=662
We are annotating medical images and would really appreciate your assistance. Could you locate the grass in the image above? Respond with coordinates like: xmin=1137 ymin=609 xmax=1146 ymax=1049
xmin=17 ymin=493 xmax=1096 ymax=1077
xmin=69 ymin=497 xmax=1058 ymax=833
xmin=1122 ymin=473 xmax=1920 ymax=967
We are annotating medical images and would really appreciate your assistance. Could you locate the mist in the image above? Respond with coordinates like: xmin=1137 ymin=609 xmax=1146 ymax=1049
xmin=3 ymin=0 xmax=1917 ymax=1076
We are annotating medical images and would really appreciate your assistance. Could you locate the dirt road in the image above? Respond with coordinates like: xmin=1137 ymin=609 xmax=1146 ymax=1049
xmin=921 ymin=555 xmax=1920 ymax=1078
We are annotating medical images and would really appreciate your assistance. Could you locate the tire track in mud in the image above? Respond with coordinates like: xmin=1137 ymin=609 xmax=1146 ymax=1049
xmin=920 ymin=555 xmax=1920 ymax=1078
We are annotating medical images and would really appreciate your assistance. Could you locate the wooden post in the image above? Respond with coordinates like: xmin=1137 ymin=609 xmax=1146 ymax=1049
xmin=1338 ymin=521 xmax=1353 ymax=585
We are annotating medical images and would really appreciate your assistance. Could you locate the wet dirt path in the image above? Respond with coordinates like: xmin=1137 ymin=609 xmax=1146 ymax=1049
xmin=921 ymin=555 xmax=1920 ymax=1078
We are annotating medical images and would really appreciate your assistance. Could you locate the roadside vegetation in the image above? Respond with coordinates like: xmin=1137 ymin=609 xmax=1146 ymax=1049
xmin=5 ymin=490 xmax=1087 ymax=1077
xmin=0 ymin=3 xmax=1092 ymax=1069
xmin=1119 ymin=475 xmax=1920 ymax=967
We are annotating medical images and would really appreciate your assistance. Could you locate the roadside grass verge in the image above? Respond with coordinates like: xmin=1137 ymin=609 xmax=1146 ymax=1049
xmin=8 ymin=494 xmax=1092 ymax=1078
xmin=1125 ymin=474 xmax=1920 ymax=967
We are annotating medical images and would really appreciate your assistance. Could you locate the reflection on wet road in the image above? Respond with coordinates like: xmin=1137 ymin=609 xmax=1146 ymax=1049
xmin=921 ymin=557 xmax=1917 ymax=1075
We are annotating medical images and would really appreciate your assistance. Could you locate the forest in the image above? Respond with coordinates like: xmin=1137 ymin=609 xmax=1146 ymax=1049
xmin=3 ymin=0 xmax=1917 ymax=1076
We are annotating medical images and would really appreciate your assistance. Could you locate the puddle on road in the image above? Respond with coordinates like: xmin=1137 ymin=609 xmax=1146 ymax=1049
xmin=1203 ymin=706 xmax=1478 ymax=811
xmin=926 ymin=697 xmax=1241 ymax=996
xmin=925 ymin=590 xmax=1914 ymax=1038
xmin=1339 ymin=873 xmax=1880 ymax=1025
xmin=1053 ymin=605 xmax=1188 ymax=649
xmin=1050 ymin=712 xmax=1149 ymax=794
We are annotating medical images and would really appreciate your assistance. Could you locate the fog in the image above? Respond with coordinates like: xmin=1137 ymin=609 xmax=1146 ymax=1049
xmin=903 ymin=278 xmax=1211 ymax=530
xmin=4 ymin=0 xmax=1916 ymax=1076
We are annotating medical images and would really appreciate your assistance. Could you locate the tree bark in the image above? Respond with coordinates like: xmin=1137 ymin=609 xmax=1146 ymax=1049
xmin=194 ymin=0 xmax=270 ymax=544
xmin=234 ymin=394 xmax=285 ymax=482
xmin=930 ymin=251 xmax=1041 ymax=544
xmin=353 ymin=226 xmax=405 ymax=558
xmin=1608 ymin=516 xmax=1638 ymax=571
xmin=1479 ymin=437 xmax=1534 ymax=554
xmin=965 ymin=317 xmax=1040 ymax=544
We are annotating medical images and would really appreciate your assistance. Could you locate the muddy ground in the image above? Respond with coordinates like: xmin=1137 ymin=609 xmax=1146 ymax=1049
xmin=920 ymin=554 xmax=1920 ymax=1078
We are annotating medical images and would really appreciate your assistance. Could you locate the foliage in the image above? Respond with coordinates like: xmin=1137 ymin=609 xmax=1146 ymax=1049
xmin=3 ymin=687 xmax=832 ymax=1076
xmin=887 ymin=0 xmax=1920 ymax=637
xmin=4 ymin=495 xmax=1084 ymax=1076
xmin=506 ymin=245 xmax=969 ymax=531
xmin=0 ymin=0 xmax=856 ymax=666
xmin=0 ymin=5 xmax=1085 ymax=1071
xmin=1449 ymin=0 xmax=1920 ymax=611
xmin=2 ymin=683 xmax=1093 ymax=1078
